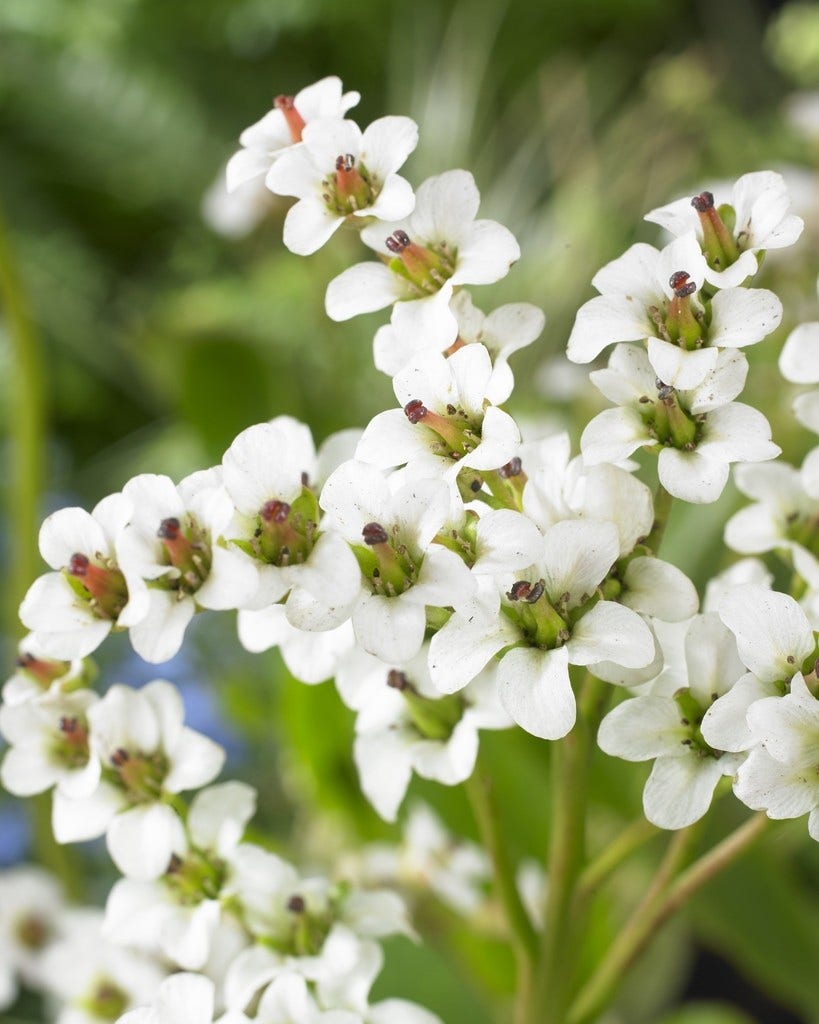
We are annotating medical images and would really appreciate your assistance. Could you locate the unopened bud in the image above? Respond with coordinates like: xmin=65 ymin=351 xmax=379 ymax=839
xmin=68 ymin=553 xmax=90 ymax=577
xmin=362 ymin=522 xmax=389 ymax=546
xmin=385 ymin=229 xmax=411 ymax=253
xmin=274 ymin=94 xmax=306 ymax=143
xmin=260 ymin=500 xmax=291 ymax=524
xmin=404 ymin=399 xmax=428 ymax=424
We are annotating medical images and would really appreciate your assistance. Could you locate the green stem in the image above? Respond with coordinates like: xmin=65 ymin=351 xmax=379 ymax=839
xmin=533 ymin=673 xmax=606 ymax=1024
xmin=566 ymin=814 xmax=767 ymax=1024
xmin=644 ymin=482 xmax=674 ymax=556
xmin=577 ymin=817 xmax=659 ymax=901
xmin=0 ymin=203 xmax=46 ymax=626
xmin=464 ymin=751 xmax=538 ymax=1023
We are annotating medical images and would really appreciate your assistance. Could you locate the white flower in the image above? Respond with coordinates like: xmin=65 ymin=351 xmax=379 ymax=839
xmin=268 ymin=116 xmax=418 ymax=255
xmin=319 ymin=462 xmax=475 ymax=662
xmin=598 ymin=614 xmax=746 ymax=829
xmin=356 ymin=345 xmax=520 ymax=483
xmin=221 ymin=419 xmax=360 ymax=631
xmin=429 ymin=519 xmax=655 ymax=740
xmin=226 ymin=77 xmax=360 ymax=193
xmin=253 ymin=974 xmax=357 ymax=1024
xmin=335 ymin=645 xmax=510 ymax=822
xmin=53 ymin=681 xmax=224 ymax=880
xmin=0 ymin=688 xmax=100 ymax=800
xmin=117 ymin=471 xmax=258 ymax=663
xmin=117 ymin=972 xmax=247 ymax=1024
xmin=779 ymin=320 xmax=819 ymax=434
xmin=2 ymin=634 xmax=87 ymax=707
xmin=725 ymin=451 xmax=819 ymax=588
xmin=733 ymin=673 xmax=819 ymax=841
xmin=582 ymin=344 xmax=779 ymax=503
xmin=202 ymin=166 xmax=273 ymax=239
xmin=0 ymin=866 xmax=66 ymax=1007
xmin=40 ymin=908 xmax=166 ymax=1024
xmin=325 ymin=170 xmax=520 ymax=349
xmin=645 ymin=171 xmax=804 ymax=288
xmin=103 ymin=782 xmax=256 ymax=971
xmin=373 ymin=289 xmax=544 ymax=395
xmin=701 ymin=585 xmax=818 ymax=754
xmin=238 ymin=607 xmax=355 ymax=683
xmin=19 ymin=494 xmax=147 ymax=660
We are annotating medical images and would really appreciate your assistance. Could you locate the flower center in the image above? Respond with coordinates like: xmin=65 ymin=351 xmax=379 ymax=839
xmin=14 ymin=913 xmax=51 ymax=951
xmin=634 ymin=379 xmax=702 ymax=452
xmin=79 ymin=978 xmax=130 ymax=1022
xmin=674 ymin=689 xmax=723 ymax=759
xmin=248 ymin=487 xmax=320 ymax=568
xmin=646 ymin=269 xmax=706 ymax=351
xmin=387 ymin=668 xmax=463 ymax=740
xmin=65 ymin=553 xmax=128 ymax=620
xmin=158 ymin=516 xmax=212 ymax=595
xmin=15 ymin=651 xmax=70 ymax=688
xmin=503 ymin=579 xmax=572 ymax=649
xmin=403 ymin=399 xmax=482 ymax=462
xmin=51 ymin=715 xmax=91 ymax=771
xmin=321 ymin=153 xmax=377 ymax=215
xmin=691 ymin=191 xmax=740 ymax=272
xmin=107 ymin=747 xmax=169 ymax=804
xmin=164 ymin=849 xmax=226 ymax=906
xmin=354 ymin=521 xmax=420 ymax=596
xmin=385 ymin=230 xmax=457 ymax=296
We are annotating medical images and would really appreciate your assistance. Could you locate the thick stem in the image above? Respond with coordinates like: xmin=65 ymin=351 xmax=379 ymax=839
xmin=464 ymin=752 xmax=538 ymax=1023
xmin=577 ymin=817 xmax=659 ymax=901
xmin=644 ymin=482 xmax=675 ymax=556
xmin=566 ymin=814 xmax=768 ymax=1024
xmin=533 ymin=674 xmax=606 ymax=1024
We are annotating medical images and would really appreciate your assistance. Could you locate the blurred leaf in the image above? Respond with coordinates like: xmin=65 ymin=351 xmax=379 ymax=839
xmin=656 ymin=1003 xmax=755 ymax=1024
xmin=688 ymin=837 xmax=819 ymax=1019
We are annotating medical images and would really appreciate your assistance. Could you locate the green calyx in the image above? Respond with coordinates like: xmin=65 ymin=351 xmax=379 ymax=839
xmin=352 ymin=526 xmax=420 ymax=596
xmin=502 ymin=579 xmax=571 ymax=649
xmin=51 ymin=715 xmax=91 ymax=771
xmin=389 ymin=670 xmax=464 ymax=741
xmin=64 ymin=559 xmax=129 ymax=621
xmin=157 ymin=515 xmax=212 ymax=596
xmin=638 ymin=383 xmax=701 ymax=452
xmin=238 ymin=487 xmax=320 ymax=568
xmin=322 ymin=156 xmax=377 ymax=215
xmin=388 ymin=238 xmax=457 ymax=296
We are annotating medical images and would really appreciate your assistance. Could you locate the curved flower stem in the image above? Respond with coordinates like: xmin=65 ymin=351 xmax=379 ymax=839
xmin=566 ymin=813 xmax=769 ymax=1024
xmin=644 ymin=482 xmax=675 ymax=556
xmin=534 ymin=672 xmax=607 ymax=1024
xmin=464 ymin=752 xmax=538 ymax=1023
xmin=577 ymin=817 xmax=660 ymax=902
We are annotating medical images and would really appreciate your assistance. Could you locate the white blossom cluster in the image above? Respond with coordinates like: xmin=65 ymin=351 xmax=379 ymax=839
xmin=5 ymin=70 xmax=819 ymax=1024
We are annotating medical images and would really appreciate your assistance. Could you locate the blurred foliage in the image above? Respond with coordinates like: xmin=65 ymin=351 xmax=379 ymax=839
xmin=2 ymin=0 xmax=819 ymax=1022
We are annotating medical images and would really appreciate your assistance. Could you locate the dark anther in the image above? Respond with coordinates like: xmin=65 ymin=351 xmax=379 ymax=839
xmin=507 ymin=580 xmax=533 ymax=602
xmin=385 ymin=229 xmax=411 ymax=253
xmin=656 ymin=379 xmax=674 ymax=401
xmin=274 ymin=94 xmax=295 ymax=110
xmin=166 ymin=853 xmax=183 ymax=875
xmin=287 ymin=894 xmax=306 ymax=914
xmin=111 ymin=748 xmax=130 ymax=767
xmin=498 ymin=457 xmax=523 ymax=479
xmin=362 ymin=522 xmax=389 ymax=546
xmin=404 ymin=399 xmax=428 ymax=423
xmin=68 ymin=553 xmax=90 ymax=576
xmin=524 ymin=580 xmax=545 ymax=604
xmin=669 ymin=270 xmax=696 ymax=298
xmin=158 ymin=517 xmax=181 ymax=540
xmin=59 ymin=716 xmax=78 ymax=734
xmin=15 ymin=653 xmax=35 ymax=668
xmin=260 ymin=500 xmax=291 ymax=524
xmin=387 ymin=669 xmax=409 ymax=691
xmin=470 ymin=479 xmax=482 ymax=492
xmin=335 ymin=153 xmax=355 ymax=172
xmin=301 ymin=471 xmax=310 ymax=487
xmin=691 ymin=191 xmax=715 ymax=212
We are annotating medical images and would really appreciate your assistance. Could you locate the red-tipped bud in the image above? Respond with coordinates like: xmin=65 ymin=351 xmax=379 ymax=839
xmin=691 ymin=191 xmax=715 ymax=212
xmin=362 ymin=522 xmax=389 ymax=546
xmin=404 ymin=399 xmax=428 ymax=424
xmin=387 ymin=669 xmax=409 ymax=691
xmin=274 ymin=94 xmax=306 ymax=143
xmin=669 ymin=270 xmax=696 ymax=298
xmin=498 ymin=456 xmax=523 ymax=479
xmin=260 ymin=500 xmax=291 ymax=524
xmin=68 ymin=553 xmax=90 ymax=577
xmin=385 ymin=229 xmax=411 ymax=253
xmin=507 ymin=579 xmax=544 ymax=604
xmin=157 ymin=517 xmax=181 ymax=541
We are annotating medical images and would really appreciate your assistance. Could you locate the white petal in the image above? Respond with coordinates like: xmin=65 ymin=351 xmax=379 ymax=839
xmin=718 ymin=585 xmax=814 ymax=682
xmin=360 ymin=116 xmax=419 ymax=178
xmin=622 ymin=557 xmax=699 ymax=622
xmin=643 ymin=755 xmax=725 ymax=829
xmin=354 ymin=731 xmax=414 ymax=822
xmin=39 ymin=507 xmax=109 ymax=569
xmin=454 ymin=219 xmax=520 ymax=285
xmin=647 ymin=339 xmax=718 ymax=391
xmin=701 ymin=673 xmax=778 ymax=753
xmin=107 ymin=803 xmax=186 ymax=880
xmin=658 ymin=449 xmax=729 ymax=504
xmin=128 ymin=590 xmax=195 ymax=664
xmin=325 ymin=263 xmax=402 ymax=320
xmin=568 ymin=601 xmax=654 ymax=667
xmin=567 ymin=295 xmax=653 ymax=364
xmin=156 ymin=973 xmax=215 ymax=1024
xmin=598 ymin=696 xmax=686 ymax=760
xmin=189 ymin=781 xmax=257 ymax=854
xmin=779 ymin=322 xmax=819 ymax=384
xmin=734 ymin=746 xmax=816 ymax=818
xmin=580 ymin=408 xmax=649 ymax=465
xmin=164 ymin=728 xmax=225 ymax=793
xmin=282 ymin=198 xmax=342 ymax=255
xmin=498 ymin=646 xmax=575 ymax=740
xmin=709 ymin=288 xmax=782 ymax=348
xmin=541 ymin=520 xmax=619 ymax=606
xmin=52 ymin=783 xmax=122 ymax=842
xmin=353 ymin=593 xmax=426 ymax=662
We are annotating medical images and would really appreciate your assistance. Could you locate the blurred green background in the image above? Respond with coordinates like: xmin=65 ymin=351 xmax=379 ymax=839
xmin=2 ymin=1 xmax=819 ymax=1022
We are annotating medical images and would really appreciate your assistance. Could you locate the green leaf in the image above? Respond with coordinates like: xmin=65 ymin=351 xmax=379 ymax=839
xmin=656 ymin=1003 xmax=754 ymax=1024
